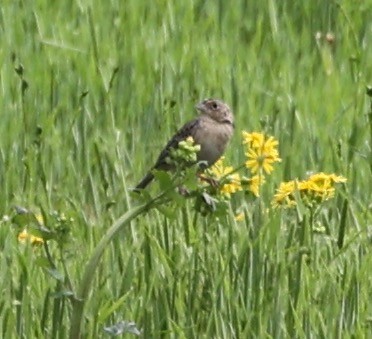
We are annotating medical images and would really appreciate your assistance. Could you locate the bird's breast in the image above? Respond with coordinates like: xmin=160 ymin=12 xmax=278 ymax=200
xmin=194 ymin=121 xmax=233 ymax=166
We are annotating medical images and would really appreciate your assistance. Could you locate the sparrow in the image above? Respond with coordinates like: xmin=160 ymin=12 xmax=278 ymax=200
xmin=135 ymin=98 xmax=234 ymax=190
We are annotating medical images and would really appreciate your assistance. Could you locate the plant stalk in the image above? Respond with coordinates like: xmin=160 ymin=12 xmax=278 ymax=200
xmin=69 ymin=198 xmax=157 ymax=339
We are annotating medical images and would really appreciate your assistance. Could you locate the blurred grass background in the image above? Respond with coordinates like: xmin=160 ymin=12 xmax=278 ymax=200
xmin=0 ymin=0 xmax=371 ymax=337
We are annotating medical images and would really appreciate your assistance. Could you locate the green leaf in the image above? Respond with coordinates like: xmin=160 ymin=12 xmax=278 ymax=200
xmin=293 ymin=189 xmax=307 ymax=222
xmin=98 ymin=294 xmax=130 ymax=323
xmin=156 ymin=205 xmax=177 ymax=219
xmin=51 ymin=290 xmax=74 ymax=298
xmin=182 ymin=168 xmax=199 ymax=191
xmin=29 ymin=224 xmax=55 ymax=241
xmin=44 ymin=267 xmax=64 ymax=281
xmin=131 ymin=187 xmax=153 ymax=203
xmin=35 ymin=257 xmax=52 ymax=268
xmin=153 ymin=170 xmax=173 ymax=190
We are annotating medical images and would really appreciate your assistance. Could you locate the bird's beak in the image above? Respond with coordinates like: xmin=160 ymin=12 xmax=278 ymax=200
xmin=195 ymin=102 xmax=205 ymax=113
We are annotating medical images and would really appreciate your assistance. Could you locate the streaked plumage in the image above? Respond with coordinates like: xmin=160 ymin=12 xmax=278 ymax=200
xmin=135 ymin=98 xmax=234 ymax=190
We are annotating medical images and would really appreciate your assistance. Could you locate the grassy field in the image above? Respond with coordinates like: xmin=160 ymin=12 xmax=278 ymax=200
xmin=1 ymin=0 xmax=372 ymax=338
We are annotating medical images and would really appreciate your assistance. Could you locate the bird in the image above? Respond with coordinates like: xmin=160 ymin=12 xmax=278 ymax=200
xmin=135 ymin=98 xmax=234 ymax=190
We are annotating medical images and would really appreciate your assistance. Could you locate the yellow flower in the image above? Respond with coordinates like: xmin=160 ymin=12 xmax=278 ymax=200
xmin=306 ymin=172 xmax=347 ymax=201
xmin=18 ymin=229 xmax=44 ymax=245
xmin=246 ymin=174 xmax=266 ymax=197
xmin=34 ymin=213 xmax=44 ymax=225
xmin=272 ymin=173 xmax=347 ymax=208
xmin=243 ymin=132 xmax=281 ymax=175
xmin=16 ymin=212 xmax=45 ymax=246
xmin=209 ymin=157 xmax=231 ymax=177
xmin=272 ymin=180 xmax=299 ymax=208
xmin=208 ymin=157 xmax=242 ymax=197
xmin=235 ymin=212 xmax=245 ymax=222
xmin=307 ymin=172 xmax=347 ymax=185
xmin=220 ymin=172 xmax=242 ymax=196
xmin=242 ymin=131 xmax=265 ymax=148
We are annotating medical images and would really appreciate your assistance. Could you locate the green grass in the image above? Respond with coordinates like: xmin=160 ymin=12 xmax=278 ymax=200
xmin=1 ymin=0 xmax=372 ymax=337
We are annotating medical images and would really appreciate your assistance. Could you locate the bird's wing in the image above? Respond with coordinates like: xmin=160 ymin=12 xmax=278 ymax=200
xmin=154 ymin=118 xmax=200 ymax=169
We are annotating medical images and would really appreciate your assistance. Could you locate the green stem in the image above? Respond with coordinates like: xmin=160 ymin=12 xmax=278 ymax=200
xmin=43 ymin=242 xmax=56 ymax=269
xmin=60 ymin=246 xmax=75 ymax=294
xmin=69 ymin=197 xmax=160 ymax=339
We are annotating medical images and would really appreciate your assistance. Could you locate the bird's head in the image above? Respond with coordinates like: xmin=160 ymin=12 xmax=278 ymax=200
xmin=195 ymin=98 xmax=234 ymax=126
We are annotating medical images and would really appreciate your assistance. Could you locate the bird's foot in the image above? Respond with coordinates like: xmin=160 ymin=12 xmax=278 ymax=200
xmin=198 ymin=174 xmax=219 ymax=188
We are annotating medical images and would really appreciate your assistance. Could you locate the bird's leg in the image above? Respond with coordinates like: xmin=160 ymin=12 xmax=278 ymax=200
xmin=197 ymin=173 xmax=219 ymax=188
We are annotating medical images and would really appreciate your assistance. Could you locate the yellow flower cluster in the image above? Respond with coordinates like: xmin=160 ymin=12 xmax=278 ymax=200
xmin=206 ymin=132 xmax=281 ymax=198
xmin=272 ymin=172 xmax=347 ymax=208
xmin=207 ymin=157 xmax=242 ymax=197
xmin=17 ymin=212 xmax=45 ymax=246
xmin=18 ymin=229 xmax=44 ymax=246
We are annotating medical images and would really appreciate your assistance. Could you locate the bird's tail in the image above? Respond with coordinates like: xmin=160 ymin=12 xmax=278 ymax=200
xmin=134 ymin=172 xmax=154 ymax=190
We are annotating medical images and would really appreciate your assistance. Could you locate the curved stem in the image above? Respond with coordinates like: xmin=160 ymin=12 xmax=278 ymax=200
xmin=69 ymin=198 xmax=159 ymax=339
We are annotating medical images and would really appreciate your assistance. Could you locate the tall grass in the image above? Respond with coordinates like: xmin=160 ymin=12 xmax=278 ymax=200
xmin=0 ymin=0 xmax=371 ymax=337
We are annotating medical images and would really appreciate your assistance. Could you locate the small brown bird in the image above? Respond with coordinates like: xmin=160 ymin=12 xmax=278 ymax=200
xmin=135 ymin=98 xmax=234 ymax=190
